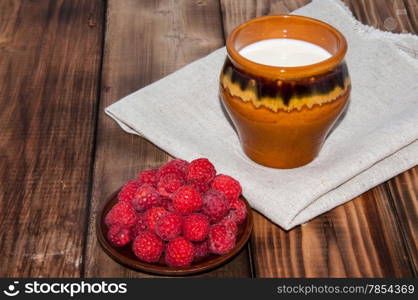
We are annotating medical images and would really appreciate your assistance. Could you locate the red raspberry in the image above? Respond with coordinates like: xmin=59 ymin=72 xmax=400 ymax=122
xmin=131 ymin=212 xmax=148 ymax=237
xmin=227 ymin=199 xmax=247 ymax=224
xmin=157 ymin=159 xmax=187 ymax=181
xmin=105 ymin=201 xmax=137 ymax=228
xmin=161 ymin=197 xmax=175 ymax=212
xmin=107 ymin=225 xmax=131 ymax=247
xmin=132 ymin=231 xmax=164 ymax=263
xmin=137 ymin=169 xmax=158 ymax=186
xmin=183 ymin=213 xmax=209 ymax=242
xmin=217 ymin=217 xmax=238 ymax=236
xmin=202 ymin=190 xmax=230 ymax=223
xmin=172 ymin=185 xmax=203 ymax=215
xmin=188 ymin=180 xmax=210 ymax=194
xmin=131 ymin=184 xmax=161 ymax=212
xmin=168 ymin=158 xmax=189 ymax=174
xmin=211 ymin=174 xmax=242 ymax=203
xmin=118 ymin=180 xmax=140 ymax=203
xmin=208 ymin=224 xmax=236 ymax=255
xmin=144 ymin=207 xmax=168 ymax=233
xmin=165 ymin=237 xmax=195 ymax=267
xmin=157 ymin=173 xmax=185 ymax=197
xmin=194 ymin=241 xmax=209 ymax=259
xmin=186 ymin=158 xmax=216 ymax=184
xmin=156 ymin=212 xmax=183 ymax=241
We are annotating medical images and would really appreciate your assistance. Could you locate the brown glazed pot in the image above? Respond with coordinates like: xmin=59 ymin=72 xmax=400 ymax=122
xmin=220 ymin=15 xmax=351 ymax=168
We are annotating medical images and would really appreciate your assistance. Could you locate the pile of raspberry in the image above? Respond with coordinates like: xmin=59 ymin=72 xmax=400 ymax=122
xmin=105 ymin=158 xmax=247 ymax=267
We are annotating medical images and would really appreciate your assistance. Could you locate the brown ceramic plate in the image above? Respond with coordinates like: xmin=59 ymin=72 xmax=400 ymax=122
xmin=96 ymin=188 xmax=253 ymax=275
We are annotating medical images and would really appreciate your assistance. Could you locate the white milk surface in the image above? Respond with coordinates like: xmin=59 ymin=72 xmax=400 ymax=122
xmin=239 ymin=38 xmax=332 ymax=67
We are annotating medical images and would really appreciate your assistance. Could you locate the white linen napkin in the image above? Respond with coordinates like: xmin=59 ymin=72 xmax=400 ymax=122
xmin=105 ymin=0 xmax=418 ymax=230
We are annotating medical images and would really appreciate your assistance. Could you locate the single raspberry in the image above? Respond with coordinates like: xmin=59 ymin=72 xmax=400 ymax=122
xmin=131 ymin=184 xmax=161 ymax=212
xmin=186 ymin=158 xmax=216 ymax=184
xmin=208 ymin=224 xmax=236 ymax=255
xmin=161 ymin=197 xmax=175 ymax=212
xmin=105 ymin=201 xmax=137 ymax=228
xmin=194 ymin=241 xmax=209 ymax=259
xmin=156 ymin=212 xmax=183 ymax=241
xmin=137 ymin=169 xmax=158 ymax=186
xmin=202 ymin=190 xmax=230 ymax=223
xmin=211 ymin=174 xmax=242 ymax=203
xmin=132 ymin=231 xmax=164 ymax=263
xmin=144 ymin=207 xmax=168 ymax=233
xmin=168 ymin=158 xmax=189 ymax=174
xmin=157 ymin=159 xmax=187 ymax=181
xmin=107 ymin=225 xmax=131 ymax=247
xmin=165 ymin=237 xmax=195 ymax=267
xmin=182 ymin=213 xmax=209 ymax=242
xmin=131 ymin=212 xmax=148 ymax=237
xmin=117 ymin=180 xmax=140 ymax=203
xmin=217 ymin=217 xmax=238 ymax=236
xmin=172 ymin=185 xmax=203 ymax=215
xmin=188 ymin=180 xmax=210 ymax=194
xmin=226 ymin=199 xmax=247 ymax=224
xmin=157 ymin=173 xmax=185 ymax=197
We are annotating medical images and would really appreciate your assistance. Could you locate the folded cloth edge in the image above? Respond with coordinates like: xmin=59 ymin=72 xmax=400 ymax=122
xmin=286 ymin=140 xmax=418 ymax=229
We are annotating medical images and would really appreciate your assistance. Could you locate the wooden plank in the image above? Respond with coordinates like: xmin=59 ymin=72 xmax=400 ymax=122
xmin=219 ymin=0 xmax=416 ymax=277
xmin=221 ymin=0 xmax=416 ymax=35
xmin=404 ymin=0 xmax=418 ymax=33
xmin=387 ymin=167 xmax=418 ymax=274
xmin=250 ymin=185 xmax=413 ymax=277
xmin=84 ymin=0 xmax=252 ymax=277
xmin=0 ymin=0 xmax=104 ymax=277
xmin=220 ymin=0 xmax=311 ymax=37
xmin=342 ymin=0 xmax=415 ymax=33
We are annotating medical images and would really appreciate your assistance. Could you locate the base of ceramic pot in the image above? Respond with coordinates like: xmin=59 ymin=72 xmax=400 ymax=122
xmin=242 ymin=145 xmax=318 ymax=169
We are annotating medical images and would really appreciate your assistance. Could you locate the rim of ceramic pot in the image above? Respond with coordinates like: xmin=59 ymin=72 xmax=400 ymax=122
xmin=226 ymin=15 xmax=348 ymax=79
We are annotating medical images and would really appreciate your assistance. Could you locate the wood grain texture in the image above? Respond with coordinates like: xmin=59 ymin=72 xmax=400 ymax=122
xmin=84 ymin=0 xmax=252 ymax=278
xmin=0 ymin=0 xmax=104 ymax=277
xmin=404 ymin=0 xmax=418 ymax=33
xmin=387 ymin=167 xmax=418 ymax=275
xmin=342 ymin=0 xmax=416 ymax=33
xmin=219 ymin=0 xmax=417 ymax=277
xmin=220 ymin=0 xmax=311 ymax=36
xmin=250 ymin=185 xmax=414 ymax=277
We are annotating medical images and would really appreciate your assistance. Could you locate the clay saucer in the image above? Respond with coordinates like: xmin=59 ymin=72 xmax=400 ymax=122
xmin=96 ymin=188 xmax=253 ymax=275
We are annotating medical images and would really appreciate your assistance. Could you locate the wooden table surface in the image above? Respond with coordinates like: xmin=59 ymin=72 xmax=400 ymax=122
xmin=0 ymin=0 xmax=417 ymax=278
